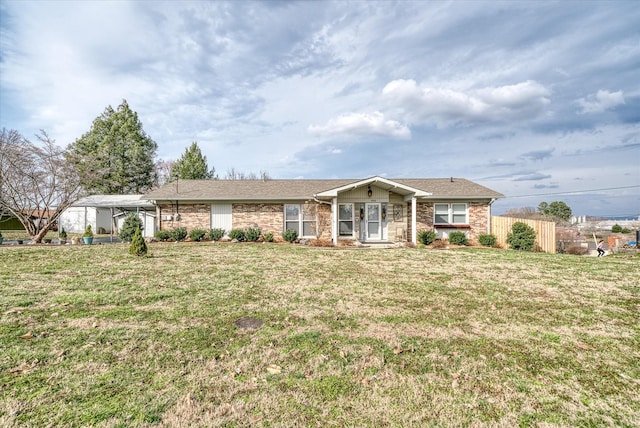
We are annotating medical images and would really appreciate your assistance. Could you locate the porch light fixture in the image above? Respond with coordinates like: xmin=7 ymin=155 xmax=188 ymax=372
xmin=367 ymin=185 xmax=372 ymax=197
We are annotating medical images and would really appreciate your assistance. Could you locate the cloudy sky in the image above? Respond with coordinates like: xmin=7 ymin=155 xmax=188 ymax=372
xmin=1 ymin=0 xmax=638 ymax=217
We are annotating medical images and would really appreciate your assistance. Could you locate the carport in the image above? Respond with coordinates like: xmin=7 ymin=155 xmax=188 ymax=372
xmin=59 ymin=195 xmax=156 ymax=241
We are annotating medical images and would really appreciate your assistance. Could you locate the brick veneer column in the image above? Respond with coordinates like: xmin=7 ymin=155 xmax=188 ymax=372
xmin=468 ymin=202 xmax=489 ymax=243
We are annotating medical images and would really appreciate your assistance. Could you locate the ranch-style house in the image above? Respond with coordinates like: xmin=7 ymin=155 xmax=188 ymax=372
xmin=142 ymin=176 xmax=503 ymax=245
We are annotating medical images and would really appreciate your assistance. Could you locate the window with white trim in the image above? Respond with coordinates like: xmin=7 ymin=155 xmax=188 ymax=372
xmin=434 ymin=203 xmax=468 ymax=224
xmin=338 ymin=204 xmax=353 ymax=237
xmin=284 ymin=204 xmax=317 ymax=237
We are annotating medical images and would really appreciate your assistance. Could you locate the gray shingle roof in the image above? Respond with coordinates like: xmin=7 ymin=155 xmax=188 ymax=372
xmin=143 ymin=177 xmax=503 ymax=201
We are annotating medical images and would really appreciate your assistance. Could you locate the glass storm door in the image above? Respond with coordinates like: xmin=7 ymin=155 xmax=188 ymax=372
xmin=366 ymin=203 xmax=381 ymax=240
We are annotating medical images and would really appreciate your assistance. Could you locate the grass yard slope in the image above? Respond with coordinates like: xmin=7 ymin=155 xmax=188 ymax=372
xmin=1 ymin=244 xmax=639 ymax=427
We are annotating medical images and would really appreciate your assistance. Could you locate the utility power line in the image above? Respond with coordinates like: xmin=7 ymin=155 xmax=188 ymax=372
xmin=504 ymin=185 xmax=640 ymax=199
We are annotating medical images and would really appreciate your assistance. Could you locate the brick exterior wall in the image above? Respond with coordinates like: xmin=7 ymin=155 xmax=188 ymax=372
xmin=158 ymin=203 xmax=210 ymax=231
xmin=468 ymin=202 xmax=489 ymax=243
xmin=407 ymin=201 xmax=489 ymax=244
xmin=158 ymin=201 xmax=489 ymax=244
xmin=233 ymin=203 xmax=284 ymax=236
xmin=315 ymin=204 xmax=332 ymax=240
xmin=416 ymin=202 xmax=434 ymax=233
xmin=157 ymin=202 xmax=333 ymax=241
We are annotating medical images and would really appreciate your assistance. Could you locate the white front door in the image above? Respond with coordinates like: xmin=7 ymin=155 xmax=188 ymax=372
xmin=366 ymin=203 xmax=381 ymax=240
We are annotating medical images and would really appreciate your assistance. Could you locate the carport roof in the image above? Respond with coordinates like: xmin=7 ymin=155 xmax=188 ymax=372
xmin=71 ymin=195 xmax=155 ymax=208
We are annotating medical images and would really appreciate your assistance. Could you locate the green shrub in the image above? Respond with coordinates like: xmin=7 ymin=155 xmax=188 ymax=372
xmin=611 ymin=224 xmax=622 ymax=233
xmin=155 ymin=230 xmax=171 ymax=241
xmin=448 ymin=231 xmax=468 ymax=245
xmin=171 ymin=227 xmax=188 ymax=242
xmin=245 ymin=227 xmax=261 ymax=242
xmin=417 ymin=230 xmax=437 ymax=245
xmin=119 ymin=213 xmax=143 ymax=242
xmin=229 ymin=229 xmax=246 ymax=242
xmin=83 ymin=224 xmax=93 ymax=238
xmin=283 ymin=229 xmax=298 ymax=243
xmin=189 ymin=228 xmax=207 ymax=242
xmin=478 ymin=233 xmax=497 ymax=247
xmin=621 ymin=227 xmax=631 ymax=234
xmin=264 ymin=232 xmax=274 ymax=242
xmin=208 ymin=228 xmax=225 ymax=241
xmin=507 ymin=222 xmax=536 ymax=251
xmin=129 ymin=227 xmax=148 ymax=257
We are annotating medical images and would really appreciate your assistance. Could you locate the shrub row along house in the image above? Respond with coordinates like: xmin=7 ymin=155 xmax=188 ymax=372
xmin=138 ymin=176 xmax=503 ymax=245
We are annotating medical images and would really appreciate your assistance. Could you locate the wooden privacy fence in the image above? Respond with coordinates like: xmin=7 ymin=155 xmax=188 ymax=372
xmin=491 ymin=216 xmax=556 ymax=253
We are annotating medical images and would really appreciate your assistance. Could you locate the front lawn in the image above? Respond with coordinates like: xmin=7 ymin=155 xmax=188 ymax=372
xmin=1 ymin=244 xmax=638 ymax=426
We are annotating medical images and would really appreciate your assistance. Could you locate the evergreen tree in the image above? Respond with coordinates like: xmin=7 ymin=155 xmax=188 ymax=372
xmin=506 ymin=222 xmax=537 ymax=251
xmin=171 ymin=142 xmax=217 ymax=180
xmin=537 ymin=200 xmax=572 ymax=222
xmin=119 ymin=212 xmax=143 ymax=242
xmin=68 ymin=100 xmax=158 ymax=194
xmin=129 ymin=227 xmax=148 ymax=257
xmin=547 ymin=201 xmax=572 ymax=221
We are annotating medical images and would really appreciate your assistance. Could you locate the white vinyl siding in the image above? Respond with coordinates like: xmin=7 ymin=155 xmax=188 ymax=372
xmin=211 ymin=203 xmax=232 ymax=234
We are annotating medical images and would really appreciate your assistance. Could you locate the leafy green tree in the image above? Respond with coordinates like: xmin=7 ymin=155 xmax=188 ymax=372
xmin=170 ymin=142 xmax=217 ymax=180
xmin=537 ymin=200 xmax=572 ymax=221
xmin=537 ymin=202 xmax=549 ymax=215
xmin=506 ymin=221 xmax=536 ymax=251
xmin=547 ymin=201 xmax=572 ymax=221
xmin=68 ymin=100 xmax=158 ymax=194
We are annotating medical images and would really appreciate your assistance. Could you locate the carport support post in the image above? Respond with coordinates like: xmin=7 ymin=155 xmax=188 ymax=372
xmin=110 ymin=207 xmax=114 ymax=243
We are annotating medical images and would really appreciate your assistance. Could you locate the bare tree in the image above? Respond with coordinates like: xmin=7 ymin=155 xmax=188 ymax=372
xmin=503 ymin=206 xmax=541 ymax=219
xmin=0 ymin=129 xmax=83 ymax=243
xmin=224 ymin=168 xmax=271 ymax=180
xmin=155 ymin=159 xmax=175 ymax=187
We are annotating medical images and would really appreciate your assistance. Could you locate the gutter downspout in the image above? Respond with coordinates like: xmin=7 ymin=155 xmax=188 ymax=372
xmin=488 ymin=198 xmax=496 ymax=234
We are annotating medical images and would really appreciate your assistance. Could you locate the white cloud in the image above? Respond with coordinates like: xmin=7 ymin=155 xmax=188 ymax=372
xmin=382 ymin=79 xmax=550 ymax=125
xmin=308 ymin=112 xmax=411 ymax=139
xmin=577 ymin=90 xmax=625 ymax=114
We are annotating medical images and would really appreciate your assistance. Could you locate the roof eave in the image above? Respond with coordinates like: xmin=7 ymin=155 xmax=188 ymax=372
xmin=315 ymin=176 xmax=431 ymax=198
xmin=419 ymin=194 xmax=504 ymax=200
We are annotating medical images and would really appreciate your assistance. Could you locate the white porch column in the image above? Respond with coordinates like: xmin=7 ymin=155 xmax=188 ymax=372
xmin=332 ymin=197 xmax=338 ymax=244
xmin=411 ymin=197 xmax=417 ymax=245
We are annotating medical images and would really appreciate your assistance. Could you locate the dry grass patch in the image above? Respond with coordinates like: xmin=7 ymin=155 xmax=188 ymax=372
xmin=0 ymin=244 xmax=638 ymax=426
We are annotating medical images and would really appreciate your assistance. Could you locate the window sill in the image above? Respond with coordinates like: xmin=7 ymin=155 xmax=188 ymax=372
xmin=434 ymin=224 xmax=470 ymax=229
